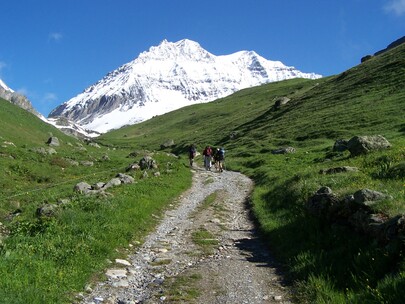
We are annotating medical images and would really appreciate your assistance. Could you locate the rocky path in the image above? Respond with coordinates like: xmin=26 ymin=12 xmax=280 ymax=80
xmin=79 ymin=167 xmax=292 ymax=304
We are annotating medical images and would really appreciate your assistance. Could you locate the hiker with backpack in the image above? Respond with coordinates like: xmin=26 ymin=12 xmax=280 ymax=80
xmin=202 ymin=145 xmax=213 ymax=171
xmin=188 ymin=144 xmax=197 ymax=167
xmin=214 ymin=147 xmax=225 ymax=172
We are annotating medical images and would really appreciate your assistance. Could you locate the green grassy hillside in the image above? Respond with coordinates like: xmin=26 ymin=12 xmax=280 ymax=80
xmin=98 ymin=43 xmax=405 ymax=303
xmin=0 ymin=99 xmax=191 ymax=303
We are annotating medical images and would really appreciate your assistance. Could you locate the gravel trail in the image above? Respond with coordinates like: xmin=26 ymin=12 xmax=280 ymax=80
xmin=79 ymin=167 xmax=292 ymax=304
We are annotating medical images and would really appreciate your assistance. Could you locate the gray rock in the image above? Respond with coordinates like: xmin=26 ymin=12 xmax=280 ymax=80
xmin=36 ymin=203 xmax=58 ymax=217
xmin=104 ymin=178 xmax=122 ymax=189
xmin=333 ymin=139 xmax=348 ymax=152
xmin=31 ymin=147 xmax=57 ymax=155
xmin=101 ymin=154 xmax=110 ymax=161
xmin=92 ymin=182 xmax=106 ymax=190
xmin=273 ymin=96 xmax=291 ymax=109
xmin=306 ymin=187 xmax=340 ymax=217
xmin=64 ymin=158 xmax=79 ymax=166
xmin=271 ymin=147 xmax=296 ymax=154
xmin=160 ymin=139 xmax=175 ymax=149
xmin=353 ymin=189 xmax=392 ymax=204
xmin=88 ymin=142 xmax=101 ymax=148
xmin=126 ymin=163 xmax=141 ymax=172
xmin=74 ymin=182 xmax=92 ymax=193
xmin=46 ymin=136 xmax=60 ymax=147
xmin=139 ymin=156 xmax=157 ymax=170
xmin=116 ymin=173 xmax=135 ymax=184
xmin=80 ymin=161 xmax=94 ymax=167
xmin=347 ymin=135 xmax=391 ymax=156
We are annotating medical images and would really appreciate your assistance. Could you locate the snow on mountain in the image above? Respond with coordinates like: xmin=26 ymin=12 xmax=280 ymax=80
xmin=0 ymin=78 xmax=14 ymax=92
xmin=49 ymin=39 xmax=322 ymax=133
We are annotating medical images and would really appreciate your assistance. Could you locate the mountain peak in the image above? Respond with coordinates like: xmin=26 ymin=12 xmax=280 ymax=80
xmin=139 ymin=39 xmax=213 ymax=62
xmin=49 ymin=39 xmax=322 ymax=134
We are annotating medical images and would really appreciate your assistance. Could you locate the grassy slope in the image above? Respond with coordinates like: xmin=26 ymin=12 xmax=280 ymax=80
xmin=0 ymin=99 xmax=191 ymax=303
xmin=98 ymin=43 xmax=405 ymax=303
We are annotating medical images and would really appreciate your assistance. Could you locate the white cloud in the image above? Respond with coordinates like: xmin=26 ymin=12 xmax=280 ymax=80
xmin=43 ymin=92 xmax=58 ymax=102
xmin=385 ymin=0 xmax=405 ymax=16
xmin=49 ymin=32 xmax=63 ymax=42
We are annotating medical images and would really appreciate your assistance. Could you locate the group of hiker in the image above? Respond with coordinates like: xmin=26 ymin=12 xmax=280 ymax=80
xmin=188 ymin=144 xmax=225 ymax=172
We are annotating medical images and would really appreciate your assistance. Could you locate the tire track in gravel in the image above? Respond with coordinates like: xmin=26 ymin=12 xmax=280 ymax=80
xmin=79 ymin=168 xmax=292 ymax=304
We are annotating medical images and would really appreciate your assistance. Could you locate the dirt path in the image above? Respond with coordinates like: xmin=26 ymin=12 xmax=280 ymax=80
xmin=79 ymin=167 xmax=292 ymax=304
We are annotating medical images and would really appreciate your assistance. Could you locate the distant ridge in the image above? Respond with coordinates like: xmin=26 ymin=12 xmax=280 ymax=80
xmin=49 ymin=39 xmax=322 ymax=133
xmin=375 ymin=35 xmax=405 ymax=56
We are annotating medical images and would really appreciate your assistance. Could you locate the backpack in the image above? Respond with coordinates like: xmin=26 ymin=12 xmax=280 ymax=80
xmin=204 ymin=147 xmax=212 ymax=156
xmin=189 ymin=145 xmax=196 ymax=158
xmin=217 ymin=148 xmax=225 ymax=160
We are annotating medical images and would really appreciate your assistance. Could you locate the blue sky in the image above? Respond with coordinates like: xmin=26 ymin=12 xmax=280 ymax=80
xmin=0 ymin=0 xmax=404 ymax=116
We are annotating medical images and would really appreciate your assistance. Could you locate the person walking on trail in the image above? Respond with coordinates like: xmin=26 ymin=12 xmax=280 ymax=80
xmin=214 ymin=147 xmax=225 ymax=172
xmin=188 ymin=144 xmax=197 ymax=167
xmin=202 ymin=145 xmax=213 ymax=171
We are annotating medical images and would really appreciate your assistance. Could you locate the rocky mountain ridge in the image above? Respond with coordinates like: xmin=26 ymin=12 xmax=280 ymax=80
xmin=0 ymin=79 xmax=41 ymax=117
xmin=49 ymin=39 xmax=322 ymax=133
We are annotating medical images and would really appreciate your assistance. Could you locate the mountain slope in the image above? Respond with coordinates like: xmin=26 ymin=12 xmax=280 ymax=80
xmin=98 ymin=41 xmax=404 ymax=151
xmin=97 ymin=38 xmax=405 ymax=303
xmin=48 ymin=39 xmax=321 ymax=133
xmin=0 ymin=97 xmax=74 ymax=146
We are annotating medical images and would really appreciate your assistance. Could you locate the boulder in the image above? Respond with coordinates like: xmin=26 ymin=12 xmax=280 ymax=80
xmin=306 ymin=187 xmax=340 ymax=217
xmin=139 ymin=156 xmax=157 ymax=170
xmin=332 ymin=139 xmax=348 ymax=152
xmin=80 ymin=161 xmax=94 ymax=167
xmin=160 ymin=139 xmax=175 ymax=149
xmin=92 ymin=182 xmax=106 ymax=190
xmin=353 ymin=189 xmax=392 ymax=206
xmin=31 ymin=147 xmax=57 ymax=155
xmin=273 ymin=96 xmax=291 ymax=109
xmin=46 ymin=136 xmax=60 ymax=147
xmin=126 ymin=163 xmax=141 ymax=172
xmin=347 ymin=135 xmax=391 ymax=156
xmin=116 ymin=173 xmax=135 ymax=184
xmin=36 ymin=203 xmax=58 ymax=217
xmin=74 ymin=182 xmax=92 ymax=193
xmin=103 ymin=178 xmax=122 ymax=189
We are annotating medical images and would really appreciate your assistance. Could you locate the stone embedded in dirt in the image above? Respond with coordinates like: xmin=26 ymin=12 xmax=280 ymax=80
xmin=115 ymin=259 xmax=131 ymax=266
xmin=105 ymin=269 xmax=127 ymax=279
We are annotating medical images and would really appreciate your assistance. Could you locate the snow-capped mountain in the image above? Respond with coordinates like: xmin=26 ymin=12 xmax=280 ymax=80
xmin=49 ymin=39 xmax=322 ymax=133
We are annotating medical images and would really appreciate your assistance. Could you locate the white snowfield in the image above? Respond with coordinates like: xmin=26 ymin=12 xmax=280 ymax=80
xmin=50 ymin=39 xmax=322 ymax=133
